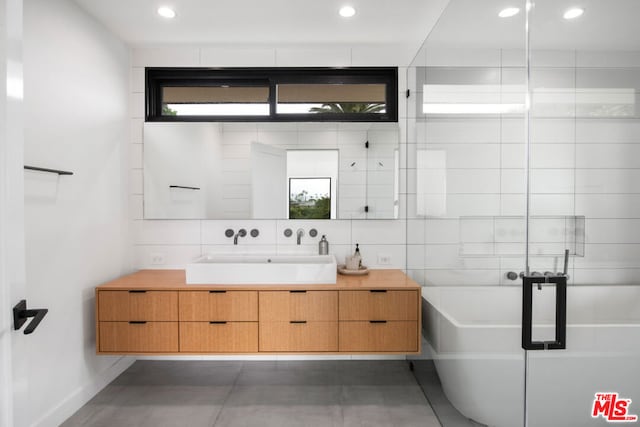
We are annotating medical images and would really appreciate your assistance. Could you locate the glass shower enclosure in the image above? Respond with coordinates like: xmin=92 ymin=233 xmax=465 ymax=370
xmin=408 ymin=1 xmax=640 ymax=426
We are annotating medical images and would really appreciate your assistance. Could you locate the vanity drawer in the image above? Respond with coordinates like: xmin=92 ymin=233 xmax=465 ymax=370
xmin=98 ymin=321 xmax=179 ymax=353
xmin=179 ymin=291 xmax=258 ymax=321
xmin=180 ymin=322 xmax=258 ymax=353
xmin=98 ymin=290 xmax=178 ymax=321
xmin=259 ymin=291 xmax=338 ymax=322
xmin=339 ymin=290 xmax=418 ymax=321
xmin=259 ymin=321 xmax=338 ymax=352
xmin=339 ymin=321 xmax=418 ymax=352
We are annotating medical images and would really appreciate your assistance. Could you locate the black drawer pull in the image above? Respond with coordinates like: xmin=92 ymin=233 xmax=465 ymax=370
xmin=369 ymin=320 xmax=387 ymax=324
xmin=369 ymin=290 xmax=387 ymax=293
xmin=209 ymin=321 xmax=228 ymax=324
xmin=290 ymin=320 xmax=307 ymax=324
xmin=209 ymin=290 xmax=227 ymax=294
xmin=290 ymin=290 xmax=307 ymax=293
xmin=129 ymin=321 xmax=147 ymax=324
xmin=128 ymin=290 xmax=147 ymax=293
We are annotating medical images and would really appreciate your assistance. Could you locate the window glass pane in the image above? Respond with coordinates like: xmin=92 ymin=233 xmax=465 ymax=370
xmin=162 ymin=86 xmax=269 ymax=116
xmin=277 ymin=84 xmax=386 ymax=114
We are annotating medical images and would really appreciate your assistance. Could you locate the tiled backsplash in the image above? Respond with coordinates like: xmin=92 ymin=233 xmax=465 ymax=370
xmin=133 ymin=219 xmax=407 ymax=270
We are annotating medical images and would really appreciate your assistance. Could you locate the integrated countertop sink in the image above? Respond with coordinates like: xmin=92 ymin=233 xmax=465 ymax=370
xmin=185 ymin=254 xmax=337 ymax=284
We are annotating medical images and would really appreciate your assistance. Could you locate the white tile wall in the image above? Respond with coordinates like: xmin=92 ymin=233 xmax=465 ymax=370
xmin=276 ymin=47 xmax=351 ymax=67
xmin=132 ymin=47 xmax=200 ymax=67
xmin=576 ymin=51 xmax=640 ymax=68
xmin=576 ymin=144 xmax=640 ymax=168
xmin=576 ymin=169 xmax=640 ymax=194
xmin=423 ymin=143 xmax=500 ymax=169
xmin=585 ymin=219 xmax=640 ymax=243
xmin=200 ymin=47 xmax=276 ymax=67
xmin=576 ymin=119 xmax=640 ymax=143
xmin=131 ymin=45 xmax=410 ymax=271
xmin=408 ymin=49 xmax=640 ymax=287
xmin=131 ymin=45 xmax=640 ymax=287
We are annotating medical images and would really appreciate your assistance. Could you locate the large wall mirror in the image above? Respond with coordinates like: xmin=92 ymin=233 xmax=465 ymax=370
xmin=143 ymin=122 xmax=399 ymax=220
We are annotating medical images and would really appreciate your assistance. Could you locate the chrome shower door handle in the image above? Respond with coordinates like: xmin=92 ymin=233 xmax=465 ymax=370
xmin=521 ymin=275 xmax=567 ymax=350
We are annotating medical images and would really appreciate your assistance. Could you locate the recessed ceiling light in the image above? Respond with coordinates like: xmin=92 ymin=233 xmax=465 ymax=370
xmin=339 ymin=6 xmax=356 ymax=18
xmin=563 ymin=7 xmax=584 ymax=20
xmin=157 ymin=6 xmax=176 ymax=19
xmin=498 ymin=7 xmax=520 ymax=18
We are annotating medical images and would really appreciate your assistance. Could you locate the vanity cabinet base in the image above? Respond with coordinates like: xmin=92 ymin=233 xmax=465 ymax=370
xmin=180 ymin=322 xmax=258 ymax=353
xmin=99 ymin=321 xmax=179 ymax=353
xmin=95 ymin=270 xmax=421 ymax=355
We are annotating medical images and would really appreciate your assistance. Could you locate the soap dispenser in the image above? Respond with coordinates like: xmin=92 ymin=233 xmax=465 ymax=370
xmin=353 ymin=243 xmax=362 ymax=268
xmin=319 ymin=235 xmax=329 ymax=255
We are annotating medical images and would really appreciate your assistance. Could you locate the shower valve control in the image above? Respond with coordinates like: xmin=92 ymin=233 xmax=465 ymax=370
xmin=506 ymin=271 xmax=519 ymax=280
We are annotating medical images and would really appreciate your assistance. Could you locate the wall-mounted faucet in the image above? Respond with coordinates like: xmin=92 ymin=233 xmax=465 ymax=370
xmin=513 ymin=250 xmax=572 ymax=277
xmin=296 ymin=229 xmax=305 ymax=245
xmin=510 ymin=249 xmax=571 ymax=289
xmin=234 ymin=229 xmax=247 ymax=245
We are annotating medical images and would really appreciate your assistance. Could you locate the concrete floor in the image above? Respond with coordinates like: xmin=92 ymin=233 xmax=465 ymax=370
xmin=62 ymin=360 xmax=442 ymax=427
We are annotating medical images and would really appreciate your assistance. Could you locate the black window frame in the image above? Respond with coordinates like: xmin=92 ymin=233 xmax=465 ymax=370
xmin=146 ymin=67 xmax=398 ymax=122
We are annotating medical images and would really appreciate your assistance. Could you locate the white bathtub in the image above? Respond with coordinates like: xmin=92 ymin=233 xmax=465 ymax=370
xmin=422 ymin=285 xmax=640 ymax=427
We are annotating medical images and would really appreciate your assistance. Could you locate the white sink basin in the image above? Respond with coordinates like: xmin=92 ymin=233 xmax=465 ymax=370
xmin=186 ymin=254 xmax=337 ymax=285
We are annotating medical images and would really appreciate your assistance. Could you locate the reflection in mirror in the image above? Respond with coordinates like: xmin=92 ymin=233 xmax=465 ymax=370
xmin=143 ymin=122 xmax=399 ymax=220
xmin=288 ymin=150 xmax=338 ymax=219
xmin=289 ymin=178 xmax=332 ymax=219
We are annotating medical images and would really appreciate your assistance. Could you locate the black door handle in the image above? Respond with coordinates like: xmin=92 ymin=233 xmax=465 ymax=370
xmin=522 ymin=276 xmax=566 ymax=350
xmin=13 ymin=300 xmax=48 ymax=335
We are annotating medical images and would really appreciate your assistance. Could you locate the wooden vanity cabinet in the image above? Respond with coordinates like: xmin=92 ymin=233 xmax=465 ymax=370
xmin=338 ymin=290 xmax=420 ymax=352
xmin=95 ymin=270 xmax=421 ymax=355
xmin=179 ymin=290 xmax=258 ymax=321
xmin=259 ymin=291 xmax=338 ymax=352
xmin=98 ymin=290 xmax=178 ymax=321
xmin=96 ymin=290 xmax=179 ymax=353
xmin=179 ymin=290 xmax=258 ymax=353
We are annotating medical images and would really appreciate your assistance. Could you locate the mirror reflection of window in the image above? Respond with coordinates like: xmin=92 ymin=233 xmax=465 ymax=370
xmin=289 ymin=178 xmax=331 ymax=219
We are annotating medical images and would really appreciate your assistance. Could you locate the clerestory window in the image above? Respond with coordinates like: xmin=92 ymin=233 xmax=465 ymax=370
xmin=146 ymin=67 xmax=397 ymax=122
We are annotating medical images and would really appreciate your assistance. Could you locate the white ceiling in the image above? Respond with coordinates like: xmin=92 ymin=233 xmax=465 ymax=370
xmin=72 ymin=0 xmax=445 ymax=46
xmin=426 ymin=0 xmax=640 ymax=50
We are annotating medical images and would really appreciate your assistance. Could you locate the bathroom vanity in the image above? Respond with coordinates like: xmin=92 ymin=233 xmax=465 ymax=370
xmin=95 ymin=269 xmax=421 ymax=355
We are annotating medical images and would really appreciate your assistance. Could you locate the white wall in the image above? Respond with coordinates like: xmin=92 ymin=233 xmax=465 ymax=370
xmin=23 ymin=0 xmax=132 ymax=425
xmin=130 ymin=44 xmax=411 ymax=272
xmin=0 ymin=1 xmax=27 ymax=426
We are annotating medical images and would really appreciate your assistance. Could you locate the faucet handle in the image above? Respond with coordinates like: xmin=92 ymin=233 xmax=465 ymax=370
xmin=225 ymin=229 xmax=234 ymax=238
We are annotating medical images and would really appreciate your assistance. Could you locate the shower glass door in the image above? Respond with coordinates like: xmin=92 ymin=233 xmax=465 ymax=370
xmin=408 ymin=0 xmax=529 ymax=425
xmin=409 ymin=0 xmax=640 ymax=426
xmin=525 ymin=1 xmax=640 ymax=426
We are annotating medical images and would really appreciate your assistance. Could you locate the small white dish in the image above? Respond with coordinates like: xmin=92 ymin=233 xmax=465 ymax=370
xmin=337 ymin=264 xmax=369 ymax=276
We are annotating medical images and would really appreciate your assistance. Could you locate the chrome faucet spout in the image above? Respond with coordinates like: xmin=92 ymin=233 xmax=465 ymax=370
xmin=296 ymin=229 xmax=305 ymax=245
xmin=234 ymin=229 xmax=247 ymax=245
